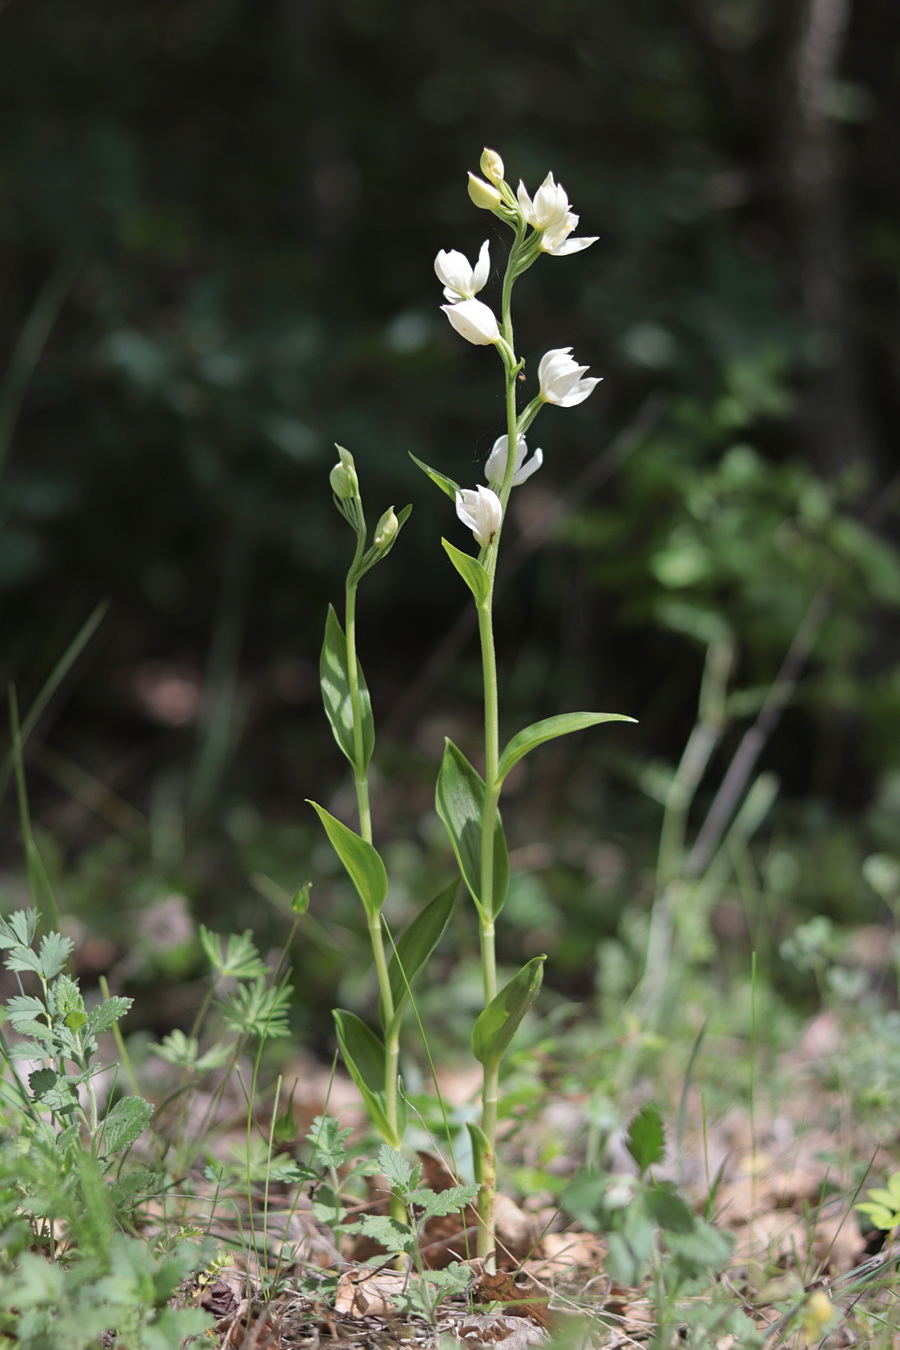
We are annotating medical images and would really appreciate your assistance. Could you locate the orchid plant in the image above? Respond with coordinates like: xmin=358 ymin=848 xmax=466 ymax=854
xmin=311 ymin=149 xmax=634 ymax=1264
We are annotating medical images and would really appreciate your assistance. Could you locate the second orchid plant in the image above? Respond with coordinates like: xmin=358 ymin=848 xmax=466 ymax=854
xmin=310 ymin=149 xmax=634 ymax=1263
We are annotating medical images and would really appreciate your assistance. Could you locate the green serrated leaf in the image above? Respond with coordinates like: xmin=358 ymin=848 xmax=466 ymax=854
xmin=435 ymin=741 xmax=508 ymax=918
xmin=86 ymin=996 xmax=133 ymax=1037
xmin=626 ymin=1103 xmax=666 ymax=1175
xmin=52 ymin=973 xmax=83 ymax=1019
xmin=30 ymin=1067 xmax=80 ymax=1113
xmin=200 ymin=926 xmax=267 ymax=980
xmin=417 ymin=1182 xmax=480 ymax=1222
xmin=441 ymin=538 xmax=490 ymax=605
xmin=384 ymin=881 xmax=457 ymax=1034
xmin=37 ymin=931 xmax=74 ymax=980
xmin=5 ymin=993 xmax=44 ymax=1017
xmin=379 ymin=1144 xmax=416 ymax=1194
xmin=320 ymin=604 xmax=375 ymax=772
xmin=4 ymin=946 xmax=45 ymax=975
xmin=354 ymin=1211 xmax=416 ymax=1255
xmin=220 ymin=976 xmax=292 ymax=1039
xmin=100 ymin=1095 xmax=154 ymax=1156
xmin=307 ymin=802 xmax=388 ymax=920
xmin=154 ymin=1029 xmax=199 ymax=1067
xmin=472 ymin=956 xmax=545 ymax=1068
xmin=497 ymin=712 xmax=637 ymax=785
xmin=306 ymin=1114 xmax=353 ymax=1170
xmin=855 ymin=1202 xmax=897 ymax=1230
xmin=409 ymin=453 xmax=460 ymax=501
xmin=0 ymin=907 xmax=37 ymax=950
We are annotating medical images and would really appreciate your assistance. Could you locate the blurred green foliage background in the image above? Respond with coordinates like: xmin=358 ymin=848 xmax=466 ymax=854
xmin=3 ymin=0 xmax=900 ymax=1039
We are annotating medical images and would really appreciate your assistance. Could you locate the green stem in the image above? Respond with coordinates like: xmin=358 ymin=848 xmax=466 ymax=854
xmin=344 ymin=571 xmax=373 ymax=846
xmin=345 ymin=533 xmax=402 ymax=1216
xmin=472 ymin=227 xmax=528 ymax=1266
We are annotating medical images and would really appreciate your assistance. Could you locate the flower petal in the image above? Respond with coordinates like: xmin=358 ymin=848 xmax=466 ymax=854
xmin=456 ymin=485 xmax=503 ymax=545
xmin=442 ymin=299 xmax=501 ymax=345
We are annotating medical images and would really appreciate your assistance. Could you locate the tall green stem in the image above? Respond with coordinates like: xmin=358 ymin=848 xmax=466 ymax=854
xmin=473 ymin=229 xmax=527 ymax=1263
xmin=344 ymin=538 xmax=403 ymax=1202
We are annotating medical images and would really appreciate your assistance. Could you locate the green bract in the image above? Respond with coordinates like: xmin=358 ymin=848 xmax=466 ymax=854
xmin=435 ymin=740 xmax=509 ymax=918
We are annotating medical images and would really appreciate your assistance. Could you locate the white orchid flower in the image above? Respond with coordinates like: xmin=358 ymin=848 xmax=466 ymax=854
xmin=441 ymin=298 xmax=501 ymax=346
xmin=434 ymin=240 xmax=491 ymax=303
xmin=516 ymin=172 xmax=597 ymax=256
xmin=456 ymin=485 xmax=503 ymax=547
xmin=538 ymin=347 xmax=602 ymax=407
xmin=485 ymin=434 xmax=543 ymax=489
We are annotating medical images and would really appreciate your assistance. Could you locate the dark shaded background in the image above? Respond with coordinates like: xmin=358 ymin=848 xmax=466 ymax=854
xmin=2 ymin=0 xmax=900 ymax=1030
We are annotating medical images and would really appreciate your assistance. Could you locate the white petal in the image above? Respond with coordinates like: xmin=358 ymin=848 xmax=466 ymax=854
xmin=434 ymin=247 xmax=483 ymax=302
xmin=516 ymin=180 xmax=535 ymax=223
xmin=532 ymin=173 xmax=570 ymax=229
xmin=546 ymin=234 xmax=598 ymax=256
xmin=485 ymin=434 xmax=543 ymax=488
xmin=473 ymin=240 xmax=491 ymax=293
xmin=555 ymin=378 xmax=602 ymax=408
xmin=442 ymin=299 xmax=500 ymax=345
xmin=456 ymin=485 xmax=503 ymax=545
xmin=514 ymin=445 xmax=543 ymax=483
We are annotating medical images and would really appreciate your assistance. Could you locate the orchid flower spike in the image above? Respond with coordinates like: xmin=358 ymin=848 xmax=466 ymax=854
xmin=485 ymin=434 xmax=543 ymax=489
xmin=456 ymin=485 xmax=503 ymax=547
xmin=442 ymin=297 xmax=501 ymax=346
xmin=538 ymin=347 xmax=602 ymax=407
xmin=434 ymin=241 xmax=491 ymax=304
xmin=516 ymin=172 xmax=598 ymax=256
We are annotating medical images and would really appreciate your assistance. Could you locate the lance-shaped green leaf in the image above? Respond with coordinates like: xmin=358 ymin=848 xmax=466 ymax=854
xmin=320 ymin=605 xmax=375 ymax=772
xmin=307 ymin=802 xmax=387 ymax=920
xmin=441 ymin=539 xmax=490 ymax=606
xmin=382 ymin=880 xmax=457 ymax=1038
xmin=333 ymin=1009 xmax=404 ymax=1148
xmin=409 ymin=453 xmax=460 ymax=502
xmin=435 ymin=740 xmax=509 ymax=918
xmin=472 ymin=956 xmax=545 ymax=1069
xmin=497 ymin=712 xmax=637 ymax=785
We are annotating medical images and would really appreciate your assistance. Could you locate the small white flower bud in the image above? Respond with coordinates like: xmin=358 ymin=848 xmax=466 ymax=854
xmin=480 ymin=148 xmax=505 ymax=185
xmin=467 ymin=173 xmax=502 ymax=211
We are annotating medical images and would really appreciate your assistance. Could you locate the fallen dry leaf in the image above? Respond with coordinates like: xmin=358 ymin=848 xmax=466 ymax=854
xmin=333 ymin=1267 xmax=411 ymax=1317
xmin=455 ymin=1311 xmax=550 ymax=1348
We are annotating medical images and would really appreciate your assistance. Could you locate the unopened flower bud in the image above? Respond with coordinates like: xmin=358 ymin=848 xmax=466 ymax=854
xmin=467 ymin=172 xmax=502 ymax=211
xmin=330 ymin=445 xmax=359 ymax=500
xmin=480 ymin=148 xmax=504 ymax=185
xmin=330 ymin=463 xmax=355 ymax=499
xmin=373 ymin=506 xmax=398 ymax=551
